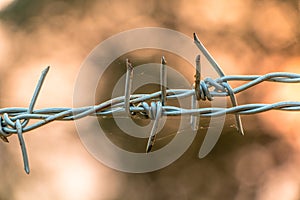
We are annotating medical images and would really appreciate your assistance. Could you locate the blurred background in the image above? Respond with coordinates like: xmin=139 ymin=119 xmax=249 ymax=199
xmin=0 ymin=0 xmax=300 ymax=199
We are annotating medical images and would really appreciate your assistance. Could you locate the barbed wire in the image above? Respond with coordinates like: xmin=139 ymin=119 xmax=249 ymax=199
xmin=1 ymin=33 xmax=300 ymax=174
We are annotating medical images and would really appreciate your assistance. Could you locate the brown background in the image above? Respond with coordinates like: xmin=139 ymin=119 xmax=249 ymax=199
xmin=0 ymin=0 xmax=300 ymax=199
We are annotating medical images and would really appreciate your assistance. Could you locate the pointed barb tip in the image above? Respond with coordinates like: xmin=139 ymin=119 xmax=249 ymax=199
xmin=42 ymin=66 xmax=50 ymax=75
xmin=161 ymin=56 xmax=167 ymax=65
xmin=25 ymin=166 xmax=30 ymax=174
xmin=193 ymin=33 xmax=200 ymax=43
xmin=126 ymin=59 xmax=133 ymax=70
xmin=146 ymin=144 xmax=152 ymax=153
xmin=239 ymin=128 xmax=245 ymax=136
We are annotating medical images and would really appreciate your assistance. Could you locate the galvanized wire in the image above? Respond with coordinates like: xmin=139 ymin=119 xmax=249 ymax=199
xmin=1 ymin=33 xmax=300 ymax=174
xmin=1 ymin=73 xmax=300 ymax=134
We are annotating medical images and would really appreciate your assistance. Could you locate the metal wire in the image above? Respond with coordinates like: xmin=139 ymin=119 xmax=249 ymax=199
xmin=1 ymin=33 xmax=300 ymax=174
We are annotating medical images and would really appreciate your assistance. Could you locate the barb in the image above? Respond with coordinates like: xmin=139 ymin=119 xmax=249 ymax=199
xmin=124 ymin=59 xmax=133 ymax=116
xmin=146 ymin=101 xmax=163 ymax=153
xmin=16 ymin=119 xmax=30 ymax=174
xmin=1 ymin=34 xmax=300 ymax=174
xmin=161 ymin=56 xmax=167 ymax=106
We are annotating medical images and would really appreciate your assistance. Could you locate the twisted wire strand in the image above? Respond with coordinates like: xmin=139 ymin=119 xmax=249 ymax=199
xmin=1 ymin=72 xmax=300 ymax=134
xmin=2 ymin=33 xmax=300 ymax=174
xmin=1 ymin=69 xmax=300 ymax=175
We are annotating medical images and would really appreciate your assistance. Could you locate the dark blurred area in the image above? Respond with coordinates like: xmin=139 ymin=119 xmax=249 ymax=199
xmin=0 ymin=0 xmax=300 ymax=199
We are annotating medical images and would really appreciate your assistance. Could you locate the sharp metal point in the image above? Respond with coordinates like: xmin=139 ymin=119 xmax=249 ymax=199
xmin=16 ymin=120 xmax=30 ymax=174
xmin=161 ymin=56 xmax=167 ymax=65
xmin=146 ymin=102 xmax=162 ymax=153
xmin=124 ymin=59 xmax=134 ymax=116
xmin=161 ymin=56 xmax=167 ymax=106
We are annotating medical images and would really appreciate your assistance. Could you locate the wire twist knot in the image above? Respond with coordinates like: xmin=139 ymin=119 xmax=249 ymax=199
xmin=136 ymin=101 xmax=163 ymax=120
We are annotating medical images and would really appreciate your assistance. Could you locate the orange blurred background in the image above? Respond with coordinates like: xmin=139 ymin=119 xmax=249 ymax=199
xmin=0 ymin=0 xmax=299 ymax=199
